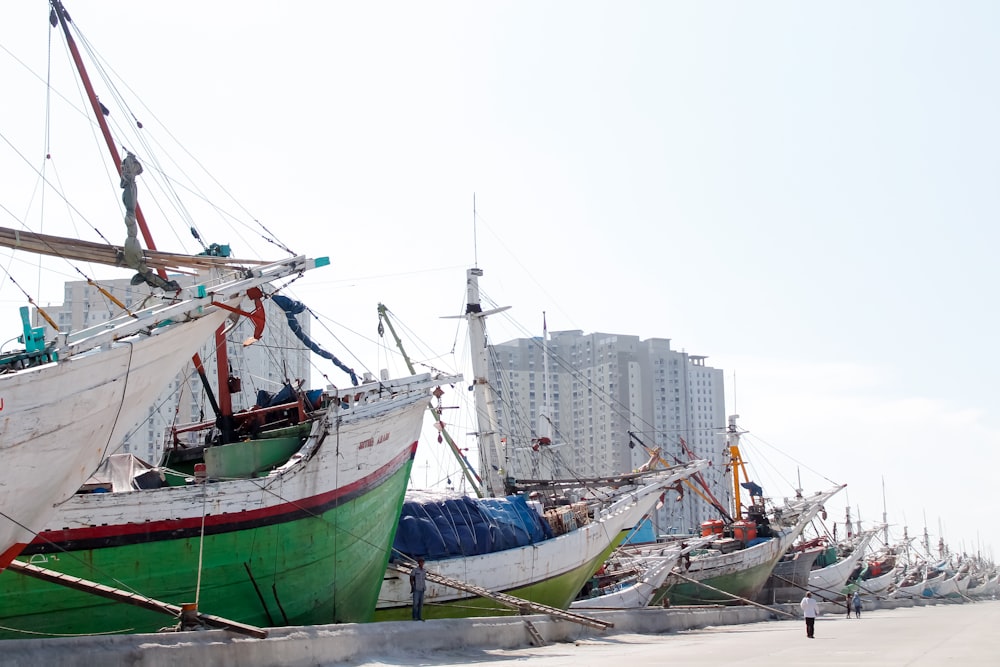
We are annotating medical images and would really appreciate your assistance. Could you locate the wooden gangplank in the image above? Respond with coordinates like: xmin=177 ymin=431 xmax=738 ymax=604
xmin=667 ymin=569 xmax=793 ymax=618
xmin=8 ymin=560 xmax=267 ymax=638
xmin=390 ymin=562 xmax=613 ymax=630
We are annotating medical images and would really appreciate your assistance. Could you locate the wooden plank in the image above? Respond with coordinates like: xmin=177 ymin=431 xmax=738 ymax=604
xmin=667 ymin=570 xmax=794 ymax=618
xmin=8 ymin=560 xmax=268 ymax=638
xmin=390 ymin=563 xmax=613 ymax=630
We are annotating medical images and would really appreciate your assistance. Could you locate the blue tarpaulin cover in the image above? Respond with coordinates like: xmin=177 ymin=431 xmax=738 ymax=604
xmin=391 ymin=492 xmax=554 ymax=561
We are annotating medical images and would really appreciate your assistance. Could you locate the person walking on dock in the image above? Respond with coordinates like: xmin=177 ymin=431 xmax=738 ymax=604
xmin=410 ymin=557 xmax=427 ymax=621
xmin=852 ymin=591 xmax=862 ymax=618
xmin=801 ymin=591 xmax=818 ymax=638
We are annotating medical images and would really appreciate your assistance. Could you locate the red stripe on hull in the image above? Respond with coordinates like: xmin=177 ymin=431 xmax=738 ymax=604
xmin=32 ymin=441 xmax=417 ymax=547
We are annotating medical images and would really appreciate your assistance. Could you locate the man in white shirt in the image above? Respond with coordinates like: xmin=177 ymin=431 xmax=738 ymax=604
xmin=800 ymin=591 xmax=819 ymax=638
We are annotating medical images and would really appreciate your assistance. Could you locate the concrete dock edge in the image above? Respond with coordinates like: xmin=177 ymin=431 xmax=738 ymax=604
xmin=0 ymin=596 xmax=953 ymax=667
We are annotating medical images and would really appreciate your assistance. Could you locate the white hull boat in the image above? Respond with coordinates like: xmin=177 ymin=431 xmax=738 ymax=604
xmin=854 ymin=567 xmax=898 ymax=598
xmin=0 ymin=260 xmax=318 ymax=571
xmin=376 ymin=463 xmax=708 ymax=618
xmin=809 ymin=530 xmax=876 ymax=600
xmin=571 ymin=537 xmax=714 ymax=610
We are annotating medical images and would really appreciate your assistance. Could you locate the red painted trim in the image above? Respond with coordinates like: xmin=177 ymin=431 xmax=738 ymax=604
xmin=0 ymin=542 xmax=27 ymax=572
xmin=34 ymin=441 xmax=417 ymax=545
xmin=209 ymin=300 xmax=254 ymax=319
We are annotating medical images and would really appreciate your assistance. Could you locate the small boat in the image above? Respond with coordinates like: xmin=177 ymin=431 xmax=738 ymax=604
xmin=934 ymin=561 xmax=972 ymax=599
xmin=967 ymin=569 xmax=999 ymax=597
xmin=920 ymin=570 xmax=947 ymax=597
xmin=848 ymin=535 xmax=905 ymax=598
xmin=808 ymin=529 xmax=877 ymax=600
xmin=571 ymin=537 xmax=715 ymax=610
xmin=755 ymin=543 xmax=824 ymax=604
xmin=892 ymin=566 xmax=946 ymax=599
xmin=850 ymin=555 xmax=901 ymax=598
xmin=571 ymin=551 xmax=681 ymax=610
xmin=956 ymin=570 xmax=972 ymax=597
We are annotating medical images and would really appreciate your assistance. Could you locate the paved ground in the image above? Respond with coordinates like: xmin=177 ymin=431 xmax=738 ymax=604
xmin=351 ymin=600 xmax=1000 ymax=667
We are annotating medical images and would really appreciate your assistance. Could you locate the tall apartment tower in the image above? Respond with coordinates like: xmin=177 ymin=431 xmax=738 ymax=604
xmin=489 ymin=330 xmax=729 ymax=537
xmin=49 ymin=275 xmax=311 ymax=462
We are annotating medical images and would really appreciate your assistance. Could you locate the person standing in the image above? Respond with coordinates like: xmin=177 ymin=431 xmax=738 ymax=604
xmin=845 ymin=593 xmax=852 ymax=618
xmin=801 ymin=591 xmax=818 ymax=638
xmin=852 ymin=591 xmax=862 ymax=618
xmin=410 ymin=557 xmax=427 ymax=621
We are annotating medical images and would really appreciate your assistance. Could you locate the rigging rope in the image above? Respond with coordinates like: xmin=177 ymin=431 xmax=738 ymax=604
xmin=271 ymin=294 xmax=358 ymax=386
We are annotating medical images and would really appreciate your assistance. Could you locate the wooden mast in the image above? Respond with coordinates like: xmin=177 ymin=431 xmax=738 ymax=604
xmin=49 ymin=0 xmax=160 ymax=262
xmin=376 ymin=303 xmax=483 ymax=497
xmin=50 ymin=0 xmax=234 ymax=440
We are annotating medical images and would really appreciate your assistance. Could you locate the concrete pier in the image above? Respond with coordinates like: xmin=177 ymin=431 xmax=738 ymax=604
xmin=0 ymin=597 xmax=995 ymax=666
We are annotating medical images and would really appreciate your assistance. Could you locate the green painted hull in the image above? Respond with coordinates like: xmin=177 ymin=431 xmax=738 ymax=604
xmin=373 ymin=529 xmax=627 ymax=621
xmin=653 ymin=556 xmax=777 ymax=606
xmin=0 ymin=460 xmax=413 ymax=639
xmin=650 ymin=527 xmax=805 ymax=607
xmin=649 ymin=486 xmax=845 ymax=607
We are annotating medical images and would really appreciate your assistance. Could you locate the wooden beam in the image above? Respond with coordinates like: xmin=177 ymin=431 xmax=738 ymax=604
xmin=0 ymin=226 xmax=271 ymax=274
xmin=8 ymin=560 xmax=268 ymax=638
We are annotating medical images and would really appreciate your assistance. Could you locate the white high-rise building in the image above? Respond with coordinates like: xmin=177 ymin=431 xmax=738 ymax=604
xmin=489 ymin=330 xmax=729 ymax=537
xmin=47 ymin=275 xmax=311 ymax=463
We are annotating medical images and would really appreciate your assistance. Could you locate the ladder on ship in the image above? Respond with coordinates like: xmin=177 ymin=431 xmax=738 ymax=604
xmin=389 ymin=563 xmax=613 ymax=631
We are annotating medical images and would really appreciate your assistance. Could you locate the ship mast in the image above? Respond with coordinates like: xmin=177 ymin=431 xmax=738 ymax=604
xmin=882 ymin=476 xmax=890 ymax=546
xmin=377 ymin=304 xmax=483 ymax=497
xmin=49 ymin=0 xmax=159 ymax=254
xmin=464 ymin=268 xmax=511 ymax=497
xmin=726 ymin=414 xmax=747 ymax=520
xmin=536 ymin=312 xmax=555 ymax=479
xmin=50 ymin=0 xmax=234 ymax=440
xmin=923 ymin=511 xmax=931 ymax=557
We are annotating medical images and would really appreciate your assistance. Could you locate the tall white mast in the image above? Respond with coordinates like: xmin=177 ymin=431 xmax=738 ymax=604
xmin=882 ymin=476 xmax=889 ymax=546
xmin=536 ymin=313 xmax=555 ymax=479
xmin=539 ymin=312 xmax=551 ymax=443
xmin=464 ymin=268 xmax=511 ymax=497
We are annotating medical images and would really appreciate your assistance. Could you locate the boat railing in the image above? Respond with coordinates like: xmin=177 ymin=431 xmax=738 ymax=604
xmin=327 ymin=372 xmax=462 ymax=412
xmin=58 ymin=256 xmax=316 ymax=357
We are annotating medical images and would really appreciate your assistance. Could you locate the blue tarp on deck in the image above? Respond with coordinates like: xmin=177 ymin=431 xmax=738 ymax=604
xmin=391 ymin=494 xmax=554 ymax=561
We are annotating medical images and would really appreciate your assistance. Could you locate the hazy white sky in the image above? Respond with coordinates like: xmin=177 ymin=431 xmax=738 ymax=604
xmin=2 ymin=2 xmax=998 ymax=558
